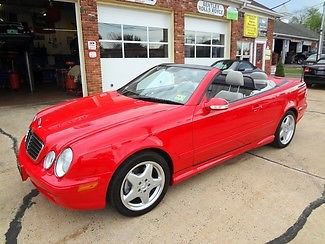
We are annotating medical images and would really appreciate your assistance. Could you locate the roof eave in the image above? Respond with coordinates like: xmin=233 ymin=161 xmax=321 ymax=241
xmin=274 ymin=33 xmax=319 ymax=41
xmin=245 ymin=4 xmax=283 ymax=18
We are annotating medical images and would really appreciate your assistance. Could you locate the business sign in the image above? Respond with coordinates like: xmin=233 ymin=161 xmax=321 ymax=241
xmin=226 ymin=7 xmax=238 ymax=20
xmin=197 ymin=0 xmax=225 ymax=17
xmin=303 ymin=41 xmax=312 ymax=46
xmin=259 ymin=17 xmax=268 ymax=37
xmin=296 ymin=42 xmax=303 ymax=53
xmin=244 ymin=14 xmax=258 ymax=38
xmin=87 ymin=41 xmax=96 ymax=50
xmin=126 ymin=0 xmax=157 ymax=5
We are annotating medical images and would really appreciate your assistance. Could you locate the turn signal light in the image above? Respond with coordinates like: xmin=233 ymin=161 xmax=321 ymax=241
xmin=77 ymin=181 xmax=99 ymax=192
xmin=304 ymin=67 xmax=310 ymax=73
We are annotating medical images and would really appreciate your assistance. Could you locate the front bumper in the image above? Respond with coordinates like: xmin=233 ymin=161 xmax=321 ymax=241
xmin=17 ymin=139 xmax=112 ymax=210
xmin=304 ymin=74 xmax=325 ymax=85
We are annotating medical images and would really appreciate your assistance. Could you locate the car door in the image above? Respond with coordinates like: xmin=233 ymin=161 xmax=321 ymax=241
xmin=192 ymin=94 xmax=260 ymax=165
xmin=247 ymin=89 xmax=284 ymax=140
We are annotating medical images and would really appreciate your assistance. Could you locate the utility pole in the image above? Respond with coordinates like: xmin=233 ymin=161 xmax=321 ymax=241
xmin=318 ymin=1 xmax=325 ymax=59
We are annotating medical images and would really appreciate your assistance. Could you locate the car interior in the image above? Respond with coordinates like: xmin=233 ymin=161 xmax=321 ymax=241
xmin=207 ymin=71 xmax=277 ymax=102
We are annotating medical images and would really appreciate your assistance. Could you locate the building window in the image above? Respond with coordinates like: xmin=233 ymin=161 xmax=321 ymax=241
xmin=99 ymin=23 xmax=169 ymax=58
xmin=185 ymin=31 xmax=225 ymax=58
xmin=236 ymin=41 xmax=253 ymax=61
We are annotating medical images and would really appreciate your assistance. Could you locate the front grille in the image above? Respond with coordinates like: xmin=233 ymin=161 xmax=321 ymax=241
xmin=25 ymin=130 xmax=44 ymax=160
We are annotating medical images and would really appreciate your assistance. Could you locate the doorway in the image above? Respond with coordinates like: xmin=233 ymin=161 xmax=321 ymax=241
xmin=254 ymin=41 xmax=266 ymax=71
xmin=0 ymin=0 xmax=85 ymax=106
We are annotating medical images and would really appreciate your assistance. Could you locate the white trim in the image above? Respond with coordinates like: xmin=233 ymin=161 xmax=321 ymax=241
xmin=245 ymin=4 xmax=282 ymax=18
xmin=254 ymin=40 xmax=266 ymax=71
xmin=54 ymin=0 xmax=77 ymax=3
xmin=75 ymin=2 xmax=88 ymax=96
xmin=274 ymin=33 xmax=318 ymax=42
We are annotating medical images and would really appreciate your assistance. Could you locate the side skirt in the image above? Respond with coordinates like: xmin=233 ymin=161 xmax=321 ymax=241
xmin=172 ymin=135 xmax=275 ymax=185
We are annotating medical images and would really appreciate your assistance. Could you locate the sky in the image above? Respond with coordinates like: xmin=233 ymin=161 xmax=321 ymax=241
xmin=257 ymin=0 xmax=323 ymax=13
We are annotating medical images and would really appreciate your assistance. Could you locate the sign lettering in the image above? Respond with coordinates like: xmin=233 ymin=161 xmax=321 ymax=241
xmin=197 ymin=0 xmax=225 ymax=17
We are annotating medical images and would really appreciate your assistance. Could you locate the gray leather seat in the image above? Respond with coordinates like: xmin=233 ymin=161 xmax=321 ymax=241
xmin=251 ymin=72 xmax=268 ymax=80
xmin=251 ymin=72 xmax=268 ymax=90
xmin=216 ymin=71 xmax=244 ymax=102
xmin=250 ymin=72 xmax=276 ymax=95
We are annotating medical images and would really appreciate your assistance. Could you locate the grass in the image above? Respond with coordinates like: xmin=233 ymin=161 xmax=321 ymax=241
xmin=284 ymin=67 xmax=303 ymax=78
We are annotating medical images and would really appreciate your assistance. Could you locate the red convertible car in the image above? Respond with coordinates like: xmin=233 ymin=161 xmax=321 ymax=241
xmin=17 ymin=64 xmax=307 ymax=216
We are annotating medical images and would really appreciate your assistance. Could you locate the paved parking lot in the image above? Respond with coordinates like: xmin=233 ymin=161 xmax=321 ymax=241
xmin=1 ymin=87 xmax=325 ymax=243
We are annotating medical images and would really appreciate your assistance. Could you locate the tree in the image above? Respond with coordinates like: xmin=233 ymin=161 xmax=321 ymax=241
xmin=304 ymin=8 xmax=322 ymax=32
xmin=290 ymin=7 xmax=321 ymax=32
xmin=291 ymin=14 xmax=305 ymax=25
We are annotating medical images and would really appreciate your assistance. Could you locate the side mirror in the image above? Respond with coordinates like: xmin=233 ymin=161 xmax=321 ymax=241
xmin=204 ymin=97 xmax=229 ymax=111
xmin=238 ymin=67 xmax=245 ymax=72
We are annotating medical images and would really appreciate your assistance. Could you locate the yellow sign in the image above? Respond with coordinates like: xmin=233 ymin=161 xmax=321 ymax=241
xmin=244 ymin=14 xmax=258 ymax=38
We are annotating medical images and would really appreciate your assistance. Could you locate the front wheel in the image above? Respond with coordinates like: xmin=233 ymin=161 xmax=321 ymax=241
xmin=109 ymin=151 xmax=170 ymax=217
xmin=273 ymin=111 xmax=296 ymax=148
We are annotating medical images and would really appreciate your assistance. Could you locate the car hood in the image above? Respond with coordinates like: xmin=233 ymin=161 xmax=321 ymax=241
xmin=31 ymin=91 xmax=180 ymax=147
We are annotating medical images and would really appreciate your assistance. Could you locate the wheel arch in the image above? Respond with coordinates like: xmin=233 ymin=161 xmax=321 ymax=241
xmin=106 ymin=147 xmax=174 ymax=201
xmin=283 ymin=99 xmax=298 ymax=119
xmin=286 ymin=107 xmax=298 ymax=119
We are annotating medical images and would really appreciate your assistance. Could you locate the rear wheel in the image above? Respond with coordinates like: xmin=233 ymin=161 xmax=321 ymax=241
xmin=273 ymin=111 xmax=296 ymax=148
xmin=109 ymin=151 xmax=170 ymax=217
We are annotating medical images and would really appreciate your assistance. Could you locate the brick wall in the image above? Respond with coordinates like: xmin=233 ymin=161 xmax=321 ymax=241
xmin=80 ymin=0 xmax=102 ymax=95
xmin=230 ymin=13 xmax=275 ymax=75
xmin=230 ymin=13 xmax=255 ymax=59
xmin=265 ymin=18 xmax=274 ymax=75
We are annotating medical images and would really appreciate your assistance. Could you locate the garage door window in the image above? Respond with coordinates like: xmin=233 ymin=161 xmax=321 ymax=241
xmin=99 ymin=23 xmax=168 ymax=58
xmin=185 ymin=31 xmax=225 ymax=58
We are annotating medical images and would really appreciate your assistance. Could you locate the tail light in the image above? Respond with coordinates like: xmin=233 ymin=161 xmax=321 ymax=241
xmin=304 ymin=67 xmax=310 ymax=73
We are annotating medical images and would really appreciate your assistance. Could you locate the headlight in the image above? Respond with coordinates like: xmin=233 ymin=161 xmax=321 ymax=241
xmin=55 ymin=148 xmax=73 ymax=177
xmin=43 ymin=151 xmax=56 ymax=169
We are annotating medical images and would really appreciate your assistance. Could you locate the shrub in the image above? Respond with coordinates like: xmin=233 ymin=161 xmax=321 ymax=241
xmin=275 ymin=60 xmax=285 ymax=77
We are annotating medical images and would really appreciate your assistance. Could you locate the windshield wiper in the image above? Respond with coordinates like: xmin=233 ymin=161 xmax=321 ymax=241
xmin=132 ymin=95 xmax=183 ymax=105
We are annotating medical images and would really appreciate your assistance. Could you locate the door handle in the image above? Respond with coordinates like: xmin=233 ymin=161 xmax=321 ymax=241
xmin=252 ymin=104 xmax=263 ymax=112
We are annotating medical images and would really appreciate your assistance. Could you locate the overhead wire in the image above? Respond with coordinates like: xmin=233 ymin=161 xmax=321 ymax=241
xmin=279 ymin=0 xmax=324 ymax=18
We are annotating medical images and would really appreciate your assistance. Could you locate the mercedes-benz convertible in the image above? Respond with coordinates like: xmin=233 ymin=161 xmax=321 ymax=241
xmin=17 ymin=64 xmax=307 ymax=216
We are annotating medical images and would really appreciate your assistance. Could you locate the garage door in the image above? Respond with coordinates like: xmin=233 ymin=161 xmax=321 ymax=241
xmin=98 ymin=5 xmax=172 ymax=91
xmin=185 ymin=17 xmax=230 ymax=66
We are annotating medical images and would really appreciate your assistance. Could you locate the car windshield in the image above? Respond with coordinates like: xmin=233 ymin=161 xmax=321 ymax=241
xmin=317 ymin=59 xmax=325 ymax=64
xmin=306 ymin=54 xmax=316 ymax=61
xmin=212 ymin=60 xmax=235 ymax=70
xmin=118 ymin=66 xmax=208 ymax=105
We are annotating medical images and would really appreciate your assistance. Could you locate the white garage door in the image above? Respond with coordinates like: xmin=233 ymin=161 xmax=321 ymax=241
xmin=185 ymin=17 xmax=230 ymax=66
xmin=98 ymin=5 xmax=172 ymax=91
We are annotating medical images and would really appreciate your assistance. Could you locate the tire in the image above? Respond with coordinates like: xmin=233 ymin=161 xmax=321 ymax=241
xmin=108 ymin=151 xmax=170 ymax=217
xmin=306 ymin=83 xmax=312 ymax=88
xmin=273 ymin=111 xmax=296 ymax=148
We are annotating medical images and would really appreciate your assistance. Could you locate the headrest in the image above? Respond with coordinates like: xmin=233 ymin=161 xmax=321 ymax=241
xmin=225 ymin=70 xmax=244 ymax=86
xmin=251 ymin=72 xmax=268 ymax=80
